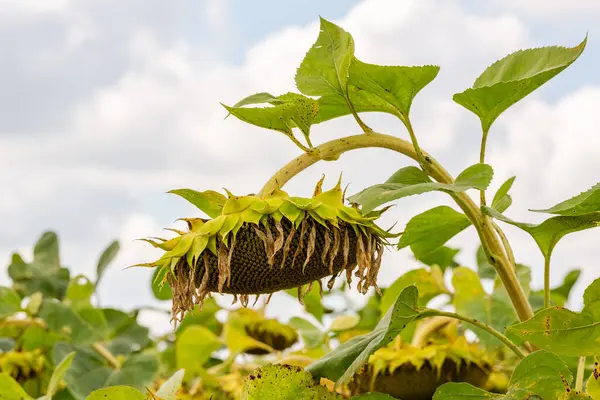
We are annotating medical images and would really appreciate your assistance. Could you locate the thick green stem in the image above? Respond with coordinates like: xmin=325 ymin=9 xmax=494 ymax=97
xmin=258 ymin=132 xmax=534 ymax=322
xmin=544 ymin=256 xmax=551 ymax=308
xmin=422 ymin=310 xmax=525 ymax=359
xmin=576 ymin=356 xmax=586 ymax=391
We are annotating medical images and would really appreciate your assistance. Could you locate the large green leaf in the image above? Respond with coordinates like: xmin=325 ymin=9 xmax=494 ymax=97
xmin=531 ymin=182 xmax=600 ymax=216
xmin=241 ymin=364 xmax=343 ymax=400
xmin=95 ymin=240 xmax=119 ymax=287
xmin=39 ymin=300 xmax=101 ymax=345
xmin=168 ymin=189 xmax=226 ymax=218
xmin=483 ymin=206 xmax=600 ymax=258
xmin=85 ymin=387 xmax=145 ymax=400
xmin=306 ymin=286 xmax=421 ymax=385
xmin=295 ymin=17 xmax=354 ymax=97
xmin=433 ymin=351 xmax=586 ymax=399
xmin=397 ymin=206 xmax=471 ymax=258
xmin=379 ymin=266 xmax=447 ymax=313
xmin=0 ymin=287 xmax=21 ymax=319
xmin=7 ymin=232 xmax=70 ymax=299
xmin=223 ymin=92 xmax=318 ymax=143
xmin=347 ymin=59 xmax=439 ymax=118
xmin=506 ymin=278 xmax=600 ymax=357
xmin=176 ymin=325 xmax=222 ymax=377
xmin=454 ymin=37 xmax=587 ymax=131
xmin=349 ymin=164 xmax=493 ymax=213
xmin=53 ymin=342 xmax=158 ymax=400
xmin=0 ymin=373 xmax=34 ymax=400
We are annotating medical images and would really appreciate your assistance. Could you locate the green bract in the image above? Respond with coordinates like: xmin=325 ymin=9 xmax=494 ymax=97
xmin=136 ymin=177 xmax=392 ymax=323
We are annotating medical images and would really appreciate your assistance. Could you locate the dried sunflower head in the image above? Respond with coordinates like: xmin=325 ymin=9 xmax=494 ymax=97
xmin=136 ymin=177 xmax=393 ymax=324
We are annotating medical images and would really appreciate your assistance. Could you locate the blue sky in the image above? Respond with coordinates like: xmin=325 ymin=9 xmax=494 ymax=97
xmin=2 ymin=0 xmax=600 ymax=333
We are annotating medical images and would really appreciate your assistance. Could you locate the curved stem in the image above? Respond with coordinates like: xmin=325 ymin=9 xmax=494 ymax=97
xmin=544 ymin=256 xmax=551 ymax=308
xmin=259 ymin=132 xmax=534 ymax=322
xmin=423 ymin=310 xmax=525 ymax=359
xmin=92 ymin=343 xmax=122 ymax=369
xmin=494 ymin=222 xmax=516 ymax=269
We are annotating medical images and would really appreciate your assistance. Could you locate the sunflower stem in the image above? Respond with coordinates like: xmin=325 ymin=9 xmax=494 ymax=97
xmin=259 ymin=132 xmax=534 ymax=323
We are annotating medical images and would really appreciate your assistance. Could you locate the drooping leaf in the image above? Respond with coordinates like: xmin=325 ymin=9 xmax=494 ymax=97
xmin=0 ymin=287 xmax=21 ymax=319
xmin=223 ymin=92 xmax=318 ymax=143
xmin=45 ymin=351 xmax=76 ymax=399
xmin=531 ymin=182 xmax=600 ymax=216
xmin=349 ymin=164 xmax=493 ymax=213
xmin=168 ymin=189 xmax=226 ymax=218
xmin=506 ymin=278 xmax=600 ymax=357
xmin=289 ymin=317 xmax=326 ymax=348
xmin=154 ymin=369 xmax=185 ymax=400
xmin=415 ymin=246 xmax=460 ymax=271
xmin=453 ymin=37 xmax=587 ymax=131
xmin=85 ymin=386 xmax=145 ymax=400
xmin=295 ymin=17 xmax=354 ymax=97
xmin=433 ymin=351 xmax=582 ymax=399
xmin=95 ymin=240 xmax=119 ymax=287
xmin=306 ymin=286 xmax=421 ymax=385
xmin=176 ymin=325 xmax=222 ymax=377
xmin=0 ymin=373 xmax=35 ymax=400
xmin=483 ymin=206 xmax=600 ymax=258
xmin=241 ymin=364 xmax=343 ymax=400
xmin=491 ymin=176 xmax=516 ymax=213
xmin=397 ymin=206 xmax=471 ymax=258
xmin=380 ymin=266 xmax=447 ymax=313
xmin=347 ymin=59 xmax=439 ymax=118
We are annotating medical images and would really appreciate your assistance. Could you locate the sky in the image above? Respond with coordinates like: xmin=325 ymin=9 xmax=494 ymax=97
xmin=1 ymin=0 xmax=600 ymax=334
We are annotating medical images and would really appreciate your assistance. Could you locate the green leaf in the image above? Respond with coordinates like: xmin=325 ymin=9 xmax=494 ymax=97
xmin=53 ymin=342 xmax=158 ymax=399
xmin=25 ymin=292 xmax=43 ymax=316
xmin=295 ymin=17 xmax=354 ymax=97
xmin=0 ymin=373 xmax=35 ymax=400
xmin=289 ymin=317 xmax=326 ymax=349
xmin=223 ymin=92 xmax=318 ymax=143
xmin=34 ymin=231 xmax=60 ymax=268
xmin=506 ymin=278 xmax=600 ymax=357
xmin=39 ymin=300 xmax=101 ymax=345
xmin=398 ymin=206 xmax=471 ymax=258
xmin=241 ymin=364 xmax=343 ymax=400
xmin=45 ymin=351 xmax=76 ymax=399
xmin=314 ymin=88 xmax=396 ymax=124
xmin=483 ymin=206 xmax=600 ymax=258
xmin=587 ymin=368 xmax=600 ymax=399
xmin=347 ymin=59 xmax=439 ymax=117
xmin=176 ymin=325 xmax=222 ymax=377
xmin=95 ymin=240 xmax=119 ymax=287
xmin=65 ymin=275 xmax=94 ymax=309
xmin=155 ymin=369 xmax=185 ymax=400
xmin=230 ymin=92 xmax=277 ymax=109
xmin=434 ymin=351 xmax=580 ymax=399
xmin=85 ymin=387 xmax=145 ymax=400
xmin=306 ymin=286 xmax=420 ymax=385
xmin=453 ymin=37 xmax=587 ymax=131
xmin=415 ymin=246 xmax=460 ymax=271
xmin=330 ymin=315 xmax=360 ymax=332
xmin=349 ymin=164 xmax=493 ymax=213
xmin=0 ymin=287 xmax=21 ymax=319
xmin=491 ymin=176 xmax=516 ymax=213
xmin=168 ymin=189 xmax=226 ymax=218
xmin=380 ymin=266 xmax=447 ymax=313
xmin=151 ymin=267 xmax=172 ymax=301
xmin=531 ymin=182 xmax=600 ymax=216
